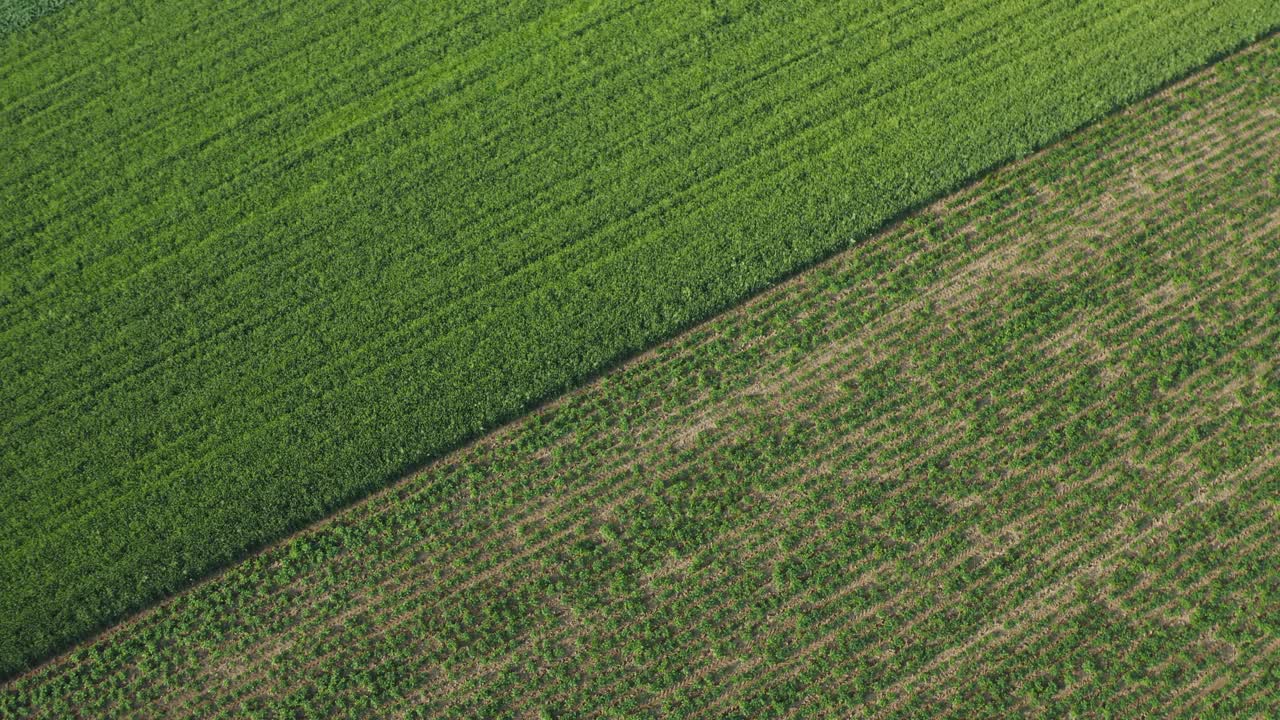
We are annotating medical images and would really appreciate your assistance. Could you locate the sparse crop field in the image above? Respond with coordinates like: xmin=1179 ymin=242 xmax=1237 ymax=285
xmin=4 ymin=35 xmax=1277 ymax=718
xmin=4 ymin=0 xmax=1276 ymax=678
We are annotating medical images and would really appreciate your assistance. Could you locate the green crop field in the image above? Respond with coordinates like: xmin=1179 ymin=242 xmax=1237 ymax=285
xmin=4 ymin=35 xmax=1278 ymax=718
xmin=2 ymin=0 xmax=1279 ymax=680
xmin=0 ymin=0 xmax=67 ymax=33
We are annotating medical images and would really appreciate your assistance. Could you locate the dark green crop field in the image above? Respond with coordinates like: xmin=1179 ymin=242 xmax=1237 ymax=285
xmin=1 ymin=0 xmax=1277 ymax=678
xmin=3 ymin=35 xmax=1278 ymax=718
xmin=0 ymin=0 xmax=69 ymax=34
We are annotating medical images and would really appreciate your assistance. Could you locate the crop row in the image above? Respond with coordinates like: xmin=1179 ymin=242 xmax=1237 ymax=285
xmin=3 ymin=34 xmax=1278 ymax=717
xmin=2 ymin=0 xmax=1278 ymax=676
